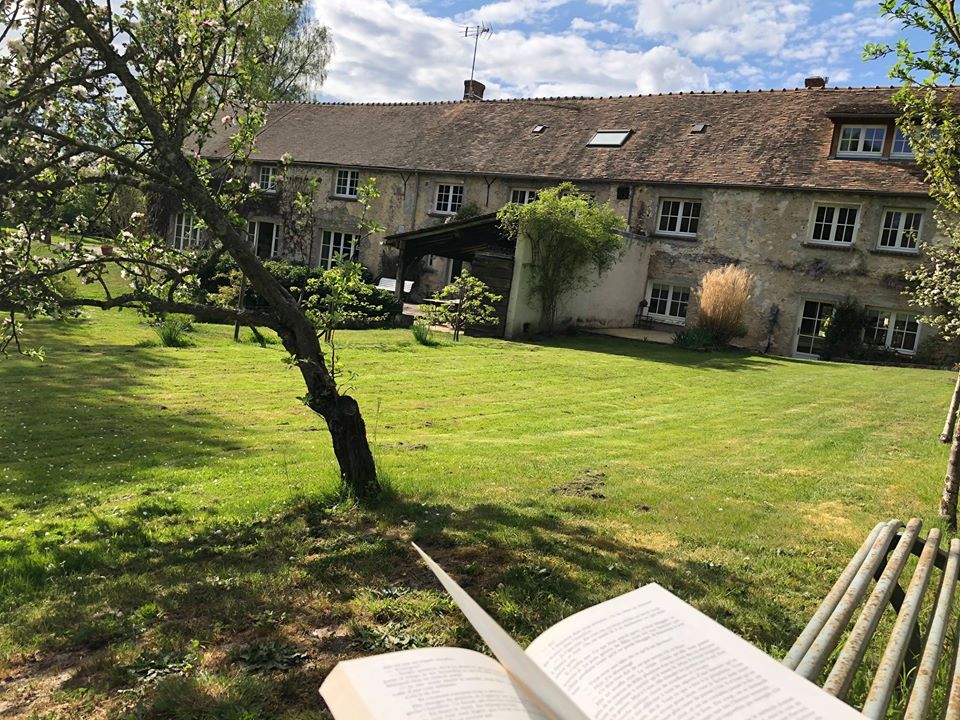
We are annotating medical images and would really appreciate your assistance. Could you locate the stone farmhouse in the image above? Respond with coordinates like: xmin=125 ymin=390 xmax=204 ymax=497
xmin=176 ymin=78 xmax=947 ymax=359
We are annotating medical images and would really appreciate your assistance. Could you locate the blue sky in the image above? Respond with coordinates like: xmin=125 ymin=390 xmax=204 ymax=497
xmin=309 ymin=0 xmax=923 ymax=103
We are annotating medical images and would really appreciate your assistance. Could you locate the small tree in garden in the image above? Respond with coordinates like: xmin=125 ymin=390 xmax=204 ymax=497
xmin=497 ymin=183 xmax=626 ymax=334
xmin=695 ymin=265 xmax=754 ymax=346
xmin=421 ymin=270 xmax=502 ymax=341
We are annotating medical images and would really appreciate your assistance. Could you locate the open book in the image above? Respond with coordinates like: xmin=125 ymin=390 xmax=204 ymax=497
xmin=320 ymin=544 xmax=861 ymax=720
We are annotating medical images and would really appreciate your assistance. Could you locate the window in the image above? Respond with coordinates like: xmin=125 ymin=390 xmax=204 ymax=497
xmin=647 ymin=283 xmax=690 ymax=324
xmin=878 ymin=209 xmax=922 ymax=252
xmin=319 ymin=230 xmax=358 ymax=269
xmin=587 ymin=129 xmax=631 ymax=147
xmin=172 ymin=212 xmax=202 ymax=250
xmin=810 ymin=204 xmax=859 ymax=245
xmin=510 ymin=188 xmax=538 ymax=205
xmin=865 ymin=309 xmax=920 ymax=354
xmin=837 ymin=125 xmax=886 ymax=157
xmin=656 ymin=199 xmax=701 ymax=237
xmin=258 ymin=166 xmax=277 ymax=192
xmin=891 ymin=128 xmax=914 ymax=158
xmin=335 ymin=169 xmax=359 ymax=198
xmin=248 ymin=220 xmax=279 ymax=259
xmin=435 ymin=183 xmax=464 ymax=214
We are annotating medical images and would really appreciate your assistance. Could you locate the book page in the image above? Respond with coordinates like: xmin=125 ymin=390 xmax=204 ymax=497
xmin=412 ymin=543 xmax=592 ymax=720
xmin=320 ymin=646 xmax=550 ymax=720
xmin=525 ymin=584 xmax=863 ymax=720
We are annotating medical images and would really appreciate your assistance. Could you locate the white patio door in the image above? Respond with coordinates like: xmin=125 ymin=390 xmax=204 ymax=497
xmin=795 ymin=300 xmax=834 ymax=358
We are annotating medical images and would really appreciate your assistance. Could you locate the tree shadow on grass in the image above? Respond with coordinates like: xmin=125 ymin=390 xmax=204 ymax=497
xmin=0 ymin=338 xmax=245 ymax=509
xmin=524 ymin=334 xmax=813 ymax=372
xmin=3 ymin=489 xmax=815 ymax=718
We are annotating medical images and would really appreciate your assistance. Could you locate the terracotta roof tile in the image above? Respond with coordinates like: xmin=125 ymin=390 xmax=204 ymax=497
xmin=200 ymin=87 xmax=950 ymax=196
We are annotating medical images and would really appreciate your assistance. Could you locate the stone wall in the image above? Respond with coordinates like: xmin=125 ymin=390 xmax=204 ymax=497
xmin=632 ymin=185 xmax=938 ymax=355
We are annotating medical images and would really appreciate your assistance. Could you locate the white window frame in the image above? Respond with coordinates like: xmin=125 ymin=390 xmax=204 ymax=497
xmin=808 ymin=203 xmax=860 ymax=246
xmin=891 ymin=128 xmax=915 ymax=159
xmin=877 ymin=208 xmax=923 ymax=253
xmin=864 ymin=308 xmax=921 ymax=355
xmin=645 ymin=282 xmax=691 ymax=325
xmin=334 ymin=169 xmax=360 ymax=198
xmin=837 ymin=124 xmax=887 ymax=158
xmin=258 ymin=165 xmax=278 ymax=192
xmin=434 ymin=183 xmax=464 ymax=215
xmin=248 ymin=220 xmax=280 ymax=259
xmin=656 ymin=198 xmax=701 ymax=238
xmin=510 ymin=188 xmax=539 ymax=205
xmin=319 ymin=230 xmax=358 ymax=270
xmin=587 ymin=129 xmax=631 ymax=147
xmin=172 ymin=212 xmax=202 ymax=250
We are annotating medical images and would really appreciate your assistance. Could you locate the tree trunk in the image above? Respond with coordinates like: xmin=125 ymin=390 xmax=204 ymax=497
xmin=318 ymin=394 xmax=380 ymax=499
xmin=941 ymin=424 xmax=960 ymax=532
xmin=942 ymin=370 xmax=960 ymax=443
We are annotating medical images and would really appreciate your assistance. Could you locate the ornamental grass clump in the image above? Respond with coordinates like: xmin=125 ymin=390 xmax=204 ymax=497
xmin=154 ymin=316 xmax=194 ymax=348
xmin=411 ymin=318 xmax=439 ymax=346
xmin=695 ymin=265 xmax=754 ymax=346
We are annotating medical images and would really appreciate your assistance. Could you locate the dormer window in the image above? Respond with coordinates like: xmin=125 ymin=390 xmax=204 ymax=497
xmin=587 ymin=129 xmax=631 ymax=147
xmin=837 ymin=125 xmax=886 ymax=157
xmin=891 ymin=128 xmax=915 ymax=158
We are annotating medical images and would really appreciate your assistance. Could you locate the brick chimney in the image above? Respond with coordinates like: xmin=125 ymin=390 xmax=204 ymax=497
xmin=463 ymin=79 xmax=486 ymax=100
xmin=804 ymin=76 xmax=827 ymax=89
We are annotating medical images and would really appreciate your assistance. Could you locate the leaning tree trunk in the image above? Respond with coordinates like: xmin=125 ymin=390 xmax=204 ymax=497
xmin=940 ymin=432 xmax=960 ymax=532
xmin=941 ymin=371 xmax=960 ymax=531
xmin=318 ymin=394 xmax=380 ymax=499
xmin=172 ymin=155 xmax=381 ymax=499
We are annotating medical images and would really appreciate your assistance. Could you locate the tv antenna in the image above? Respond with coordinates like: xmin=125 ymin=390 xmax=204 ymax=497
xmin=464 ymin=23 xmax=493 ymax=82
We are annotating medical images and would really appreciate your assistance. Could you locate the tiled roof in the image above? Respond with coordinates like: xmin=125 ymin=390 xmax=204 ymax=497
xmin=200 ymin=87 xmax=948 ymax=196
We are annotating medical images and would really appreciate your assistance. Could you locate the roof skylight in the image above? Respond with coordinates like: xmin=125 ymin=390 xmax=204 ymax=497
xmin=587 ymin=129 xmax=631 ymax=147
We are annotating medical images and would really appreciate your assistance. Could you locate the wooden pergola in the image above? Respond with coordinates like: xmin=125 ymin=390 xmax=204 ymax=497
xmin=384 ymin=212 xmax=515 ymax=300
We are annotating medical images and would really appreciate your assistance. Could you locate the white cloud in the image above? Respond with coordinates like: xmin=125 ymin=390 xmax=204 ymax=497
xmin=569 ymin=17 xmax=624 ymax=33
xmin=629 ymin=0 xmax=809 ymax=60
xmin=459 ymin=0 xmax=570 ymax=25
xmin=311 ymin=0 xmax=711 ymax=101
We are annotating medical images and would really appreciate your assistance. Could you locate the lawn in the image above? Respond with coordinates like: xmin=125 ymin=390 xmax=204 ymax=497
xmin=0 ymin=295 xmax=954 ymax=717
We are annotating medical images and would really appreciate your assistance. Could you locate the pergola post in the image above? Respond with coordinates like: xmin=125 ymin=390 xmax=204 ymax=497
xmin=395 ymin=242 xmax=407 ymax=302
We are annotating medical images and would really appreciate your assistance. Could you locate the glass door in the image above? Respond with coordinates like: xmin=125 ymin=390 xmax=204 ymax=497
xmin=795 ymin=300 xmax=833 ymax=357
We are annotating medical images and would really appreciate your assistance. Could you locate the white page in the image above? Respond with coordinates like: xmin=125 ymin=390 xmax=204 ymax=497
xmin=412 ymin=543 xmax=592 ymax=720
xmin=320 ymin=646 xmax=549 ymax=720
xmin=525 ymin=584 xmax=863 ymax=720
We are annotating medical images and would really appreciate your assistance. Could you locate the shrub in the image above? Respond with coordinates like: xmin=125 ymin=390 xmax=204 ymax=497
xmin=673 ymin=326 xmax=721 ymax=350
xmin=411 ymin=318 xmax=439 ymax=346
xmin=822 ymin=298 xmax=869 ymax=359
xmin=153 ymin=317 xmax=193 ymax=347
xmin=197 ymin=254 xmax=400 ymax=329
xmin=453 ymin=202 xmax=485 ymax=221
xmin=916 ymin=335 xmax=960 ymax=367
xmin=694 ymin=265 xmax=754 ymax=345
